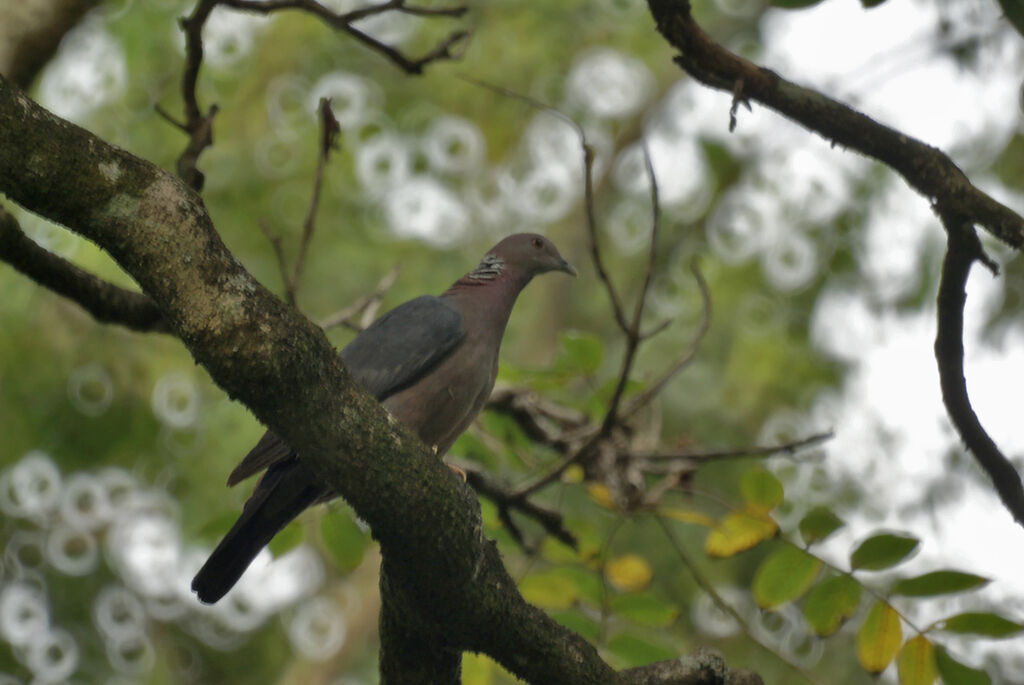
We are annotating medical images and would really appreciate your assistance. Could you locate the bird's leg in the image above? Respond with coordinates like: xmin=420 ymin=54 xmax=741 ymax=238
xmin=433 ymin=445 xmax=467 ymax=481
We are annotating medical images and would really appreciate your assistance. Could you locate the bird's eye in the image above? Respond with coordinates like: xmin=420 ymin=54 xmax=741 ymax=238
xmin=531 ymin=238 xmax=543 ymax=249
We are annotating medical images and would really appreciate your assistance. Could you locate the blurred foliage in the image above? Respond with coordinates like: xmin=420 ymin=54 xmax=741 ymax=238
xmin=2 ymin=0 xmax=1024 ymax=684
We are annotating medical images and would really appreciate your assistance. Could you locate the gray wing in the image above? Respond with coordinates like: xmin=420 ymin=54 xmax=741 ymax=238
xmin=227 ymin=295 xmax=464 ymax=486
xmin=339 ymin=295 xmax=464 ymax=400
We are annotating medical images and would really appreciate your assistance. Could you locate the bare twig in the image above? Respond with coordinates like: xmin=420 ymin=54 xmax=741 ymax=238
xmin=164 ymin=0 xmax=467 ymax=189
xmin=622 ymin=257 xmax=711 ymax=420
xmin=319 ymin=266 xmax=400 ymax=331
xmin=935 ymin=216 xmax=1024 ymax=527
xmin=464 ymin=468 xmax=577 ymax=551
xmin=287 ymin=98 xmax=340 ymax=304
xmin=638 ymin=431 xmax=832 ymax=464
xmin=218 ymin=0 xmax=469 ymax=75
xmin=258 ymin=218 xmax=292 ymax=300
xmin=601 ymin=142 xmax=661 ymax=434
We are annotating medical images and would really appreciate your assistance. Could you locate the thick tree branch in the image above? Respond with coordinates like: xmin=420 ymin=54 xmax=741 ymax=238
xmin=0 ymin=205 xmax=168 ymax=332
xmin=0 ymin=77 xmax=757 ymax=685
xmin=645 ymin=0 xmax=1024 ymax=251
xmin=935 ymin=216 xmax=1024 ymax=526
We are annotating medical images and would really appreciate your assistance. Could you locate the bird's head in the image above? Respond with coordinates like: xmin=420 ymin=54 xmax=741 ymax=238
xmin=484 ymin=233 xmax=577 ymax=281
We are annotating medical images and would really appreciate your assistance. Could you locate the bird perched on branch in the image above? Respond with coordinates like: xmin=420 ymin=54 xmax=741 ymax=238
xmin=192 ymin=233 xmax=576 ymax=604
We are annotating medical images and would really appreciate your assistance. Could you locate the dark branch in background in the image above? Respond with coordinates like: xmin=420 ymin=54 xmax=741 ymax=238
xmin=320 ymin=266 xmax=400 ymax=331
xmin=464 ymin=468 xmax=577 ymax=550
xmin=935 ymin=216 xmax=1024 ymax=526
xmin=0 ymin=206 xmax=168 ymax=333
xmin=162 ymin=0 xmax=467 ymax=191
xmin=283 ymin=98 xmax=340 ymax=306
xmin=646 ymin=0 xmax=1024 ymax=529
xmin=601 ymin=143 xmax=661 ymax=435
xmin=218 ymin=0 xmax=470 ymax=74
xmin=645 ymin=0 xmax=1024 ymax=250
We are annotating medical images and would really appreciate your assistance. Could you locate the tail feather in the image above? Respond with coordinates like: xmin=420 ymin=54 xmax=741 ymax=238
xmin=192 ymin=460 xmax=321 ymax=604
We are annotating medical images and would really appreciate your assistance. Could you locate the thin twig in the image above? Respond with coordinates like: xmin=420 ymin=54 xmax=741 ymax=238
xmin=622 ymin=257 xmax=711 ymax=420
xmin=600 ymin=141 xmax=661 ymax=434
xmin=638 ymin=431 xmax=833 ymax=463
xmin=464 ymin=468 xmax=578 ymax=551
xmin=258 ymin=218 xmax=292 ymax=301
xmin=318 ymin=266 xmax=400 ymax=331
xmin=218 ymin=0 xmax=469 ymax=75
xmin=288 ymin=98 xmax=340 ymax=304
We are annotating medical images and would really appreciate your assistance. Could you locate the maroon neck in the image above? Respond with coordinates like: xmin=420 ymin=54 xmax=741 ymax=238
xmin=442 ymin=268 xmax=532 ymax=342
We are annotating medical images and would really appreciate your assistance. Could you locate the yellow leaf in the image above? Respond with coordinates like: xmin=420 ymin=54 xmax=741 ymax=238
xmin=857 ymin=601 xmax=902 ymax=673
xmin=606 ymin=554 xmax=653 ymax=592
xmin=587 ymin=483 xmax=615 ymax=509
xmin=562 ymin=464 xmax=584 ymax=484
xmin=704 ymin=508 xmax=778 ymax=558
xmin=897 ymin=635 xmax=937 ymax=685
xmin=659 ymin=507 xmax=715 ymax=528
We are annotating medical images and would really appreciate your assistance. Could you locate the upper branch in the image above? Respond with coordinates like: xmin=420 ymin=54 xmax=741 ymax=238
xmin=645 ymin=0 xmax=1024 ymax=250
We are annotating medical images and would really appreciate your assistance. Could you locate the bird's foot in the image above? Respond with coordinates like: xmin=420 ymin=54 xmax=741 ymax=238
xmin=447 ymin=463 xmax=467 ymax=481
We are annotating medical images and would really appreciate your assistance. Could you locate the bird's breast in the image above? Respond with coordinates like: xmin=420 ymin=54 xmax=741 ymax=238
xmin=381 ymin=337 xmax=498 ymax=457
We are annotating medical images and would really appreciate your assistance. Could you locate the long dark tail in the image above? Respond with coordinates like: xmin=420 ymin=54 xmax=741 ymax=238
xmin=191 ymin=460 xmax=322 ymax=604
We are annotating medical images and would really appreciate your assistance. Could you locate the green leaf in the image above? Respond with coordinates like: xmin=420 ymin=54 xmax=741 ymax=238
xmin=891 ymin=571 xmax=989 ymax=598
xmin=740 ymin=466 xmax=784 ymax=513
xmin=939 ymin=612 xmax=1024 ymax=638
xmin=861 ymin=0 xmax=888 ymax=7
xmin=319 ymin=508 xmax=369 ymax=572
xmin=704 ymin=508 xmax=778 ymax=558
xmin=856 ymin=600 xmax=902 ymax=673
xmin=935 ymin=647 xmax=991 ymax=685
xmin=850 ymin=532 xmax=919 ymax=571
xmin=803 ymin=574 xmax=862 ymax=636
xmin=605 ymin=633 xmax=675 ymax=669
xmin=609 ymin=593 xmax=679 ymax=627
xmin=519 ymin=570 xmax=579 ymax=610
xmin=798 ymin=506 xmax=844 ymax=545
xmin=752 ymin=546 xmax=822 ymax=608
xmin=897 ymin=635 xmax=937 ymax=685
xmin=267 ymin=520 xmax=304 ymax=557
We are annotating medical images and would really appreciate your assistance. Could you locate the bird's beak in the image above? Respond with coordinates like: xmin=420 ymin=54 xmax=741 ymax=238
xmin=558 ymin=259 xmax=578 ymax=277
